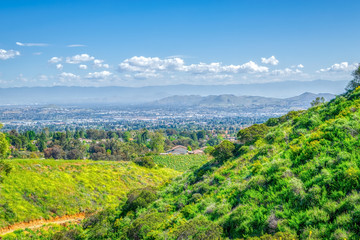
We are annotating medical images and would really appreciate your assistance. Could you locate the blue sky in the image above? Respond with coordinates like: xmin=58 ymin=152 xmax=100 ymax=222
xmin=0 ymin=0 xmax=359 ymax=87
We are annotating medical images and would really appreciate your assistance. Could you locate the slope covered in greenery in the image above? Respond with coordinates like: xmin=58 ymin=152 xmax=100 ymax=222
xmin=0 ymin=159 xmax=179 ymax=229
xmin=153 ymin=155 xmax=209 ymax=172
xmin=40 ymin=87 xmax=360 ymax=239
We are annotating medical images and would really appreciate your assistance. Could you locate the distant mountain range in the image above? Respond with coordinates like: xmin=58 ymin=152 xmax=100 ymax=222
xmin=0 ymin=80 xmax=347 ymax=105
xmin=153 ymin=92 xmax=335 ymax=109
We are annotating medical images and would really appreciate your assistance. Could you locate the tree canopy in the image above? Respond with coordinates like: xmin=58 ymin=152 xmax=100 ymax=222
xmin=237 ymin=123 xmax=269 ymax=144
xmin=0 ymin=124 xmax=10 ymax=159
xmin=345 ymin=64 xmax=360 ymax=92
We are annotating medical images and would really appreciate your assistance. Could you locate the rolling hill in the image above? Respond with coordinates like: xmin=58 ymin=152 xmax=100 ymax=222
xmin=0 ymin=159 xmax=179 ymax=229
xmin=153 ymin=92 xmax=335 ymax=108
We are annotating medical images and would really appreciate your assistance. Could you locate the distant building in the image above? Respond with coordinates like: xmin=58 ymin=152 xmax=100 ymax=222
xmin=166 ymin=145 xmax=188 ymax=155
xmin=79 ymin=138 xmax=93 ymax=143
xmin=192 ymin=149 xmax=204 ymax=155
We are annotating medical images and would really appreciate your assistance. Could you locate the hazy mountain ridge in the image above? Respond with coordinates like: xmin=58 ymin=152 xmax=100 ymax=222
xmin=153 ymin=92 xmax=335 ymax=108
xmin=0 ymin=80 xmax=346 ymax=105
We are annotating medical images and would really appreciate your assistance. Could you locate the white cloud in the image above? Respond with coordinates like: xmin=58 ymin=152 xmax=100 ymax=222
xmin=119 ymin=56 xmax=185 ymax=72
xmin=318 ymin=62 xmax=358 ymax=72
xmin=184 ymin=62 xmax=222 ymax=74
xmin=56 ymin=64 xmax=63 ymax=70
xmin=0 ymin=49 xmax=20 ymax=60
xmin=67 ymin=44 xmax=86 ymax=47
xmin=297 ymin=64 xmax=304 ymax=68
xmin=59 ymin=72 xmax=80 ymax=82
xmin=48 ymin=57 xmax=62 ymax=63
xmin=184 ymin=61 xmax=268 ymax=74
xmin=86 ymin=71 xmax=113 ymax=79
xmin=79 ymin=64 xmax=88 ymax=70
xmin=66 ymin=54 xmax=95 ymax=64
xmin=234 ymin=61 xmax=269 ymax=73
xmin=94 ymin=59 xmax=109 ymax=68
xmin=261 ymin=56 xmax=279 ymax=65
xmin=271 ymin=68 xmax=302 ymax=76
xmin=16 ymin=42 xmax=49 ymax=47
xmin=118 ymin=56 xmax=268 ymax=76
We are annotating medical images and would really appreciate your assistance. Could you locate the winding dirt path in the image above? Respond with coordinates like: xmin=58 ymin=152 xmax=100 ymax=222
xmin=0 ymin=212 xmax=86 ymax=236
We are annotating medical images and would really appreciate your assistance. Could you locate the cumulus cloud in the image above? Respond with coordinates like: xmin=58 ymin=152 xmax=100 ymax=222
xmin=66 ymin=54 xmax=95 ymax=64
xmin=297 ymin=64 xmax=304 ymax=68
xmin=118 ymin=56 xmax=268 ymax=76
xmin=59 ymin=72 xmax=80 ymax=82
xmin=185 ymin=61 xmax=268 ymax=74
xmin=119 ymin=56 xmax=185 ymax=72
xmin=94 ymin=59 xmax=109 ymax=68
xmin=318 ymin=62 xmax=359 ymax=72
xmin=79 ymin=64 xmax=88 ymax=70
xmin=261 ymin=56 xmax=279 ymax=65
xmin=233 ymin=61 xmax=269 ymax=73
xmin=48 ymin=57 xmax=62 ymax=63
xmin=56 ymin=64 xmax=63 ymax=70
xmin=16 ymin=42 xmax=49 ymax=47
xmin=271 ymin=68 xmax=302 ymax=76
xmin=67 ymin=44 xmax=86 ymax=47
xmin=0 ymin=49 xmax=20 ymax=60
xmin=86 ymin=71 xmax=113 ymax=79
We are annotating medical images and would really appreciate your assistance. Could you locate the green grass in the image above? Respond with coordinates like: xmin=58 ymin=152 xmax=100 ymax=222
xmin=0 ymin=159 xmax=179 ymax=228
xmin=153 ymin=155 xmax=209 ymax=171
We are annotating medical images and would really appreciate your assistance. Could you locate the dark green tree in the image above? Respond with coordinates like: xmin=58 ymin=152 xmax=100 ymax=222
xmin=211 ymin=140 xmax=235 ymax=162
xmin=346 ymin=64 xmax=360 ymax=92
xmin=0 ymin=160 xmax=12 ymax=182
xmin=311 ymin=97 xmax=325 ymax=106
xmin=0 ymin=124 xmax=10 ymax=159
xmin=122 ymin=187 xmax=157 ymax=215
xmin=237 ymin=124 xmax=269 ymax=144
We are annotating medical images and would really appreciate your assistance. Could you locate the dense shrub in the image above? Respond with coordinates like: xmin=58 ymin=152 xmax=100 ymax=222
xmin=172 ymin=216 xmax=223 ymax=240
xmin=237 ymin=124 xmax=269 ymax=144
xmin=211 ymin=140 xmax=235 ymax=162
xmin=133 ymin=156 xmax=156 ymax=168
xmin=121 ymin=187 xmax=158 ymax=216
xmin=127 ymin=211 xmax=166 ymax=240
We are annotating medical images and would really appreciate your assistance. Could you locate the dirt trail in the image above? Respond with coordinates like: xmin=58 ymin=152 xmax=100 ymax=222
xmin=0 ymin=212 xmax=86 ymax=236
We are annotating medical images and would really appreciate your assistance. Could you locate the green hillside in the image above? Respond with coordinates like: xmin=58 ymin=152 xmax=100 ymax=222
xmin=0 ymin=159 xmax=179 ymax=229
xmin=36 ymin=87 xmax=360 ymax=239
xmin=153 ymin=155 xmax=208 ymax=172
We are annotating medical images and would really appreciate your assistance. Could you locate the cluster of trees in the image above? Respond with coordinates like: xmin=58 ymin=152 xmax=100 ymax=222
xmin=0 ymin=127 xmax=224 ymax=161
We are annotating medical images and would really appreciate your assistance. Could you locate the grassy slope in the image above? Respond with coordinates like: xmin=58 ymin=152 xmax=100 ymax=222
xmin=0 ymin=159 xmax=179 ymax=228
xmin=153 ymin=155 xmax=209 ymax=172
xmin=78 ymin=88 xmax=360 ymax=239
